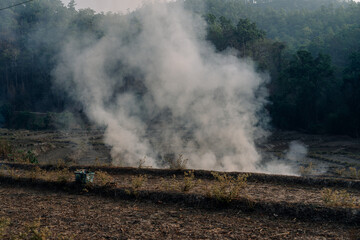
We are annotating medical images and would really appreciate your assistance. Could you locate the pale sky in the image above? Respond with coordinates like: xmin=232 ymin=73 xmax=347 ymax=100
xmin=61 ymin=0 xmax=170 ymax=13
xmin=61 ymin=0 xmax=360 ymax=13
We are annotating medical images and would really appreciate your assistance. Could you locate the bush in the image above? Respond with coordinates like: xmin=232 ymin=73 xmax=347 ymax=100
xmin=95 ymin=171 xmax=115 ymax=186
xmin=209 ymin=172 xmax=248 ymax=203
xmin=321 ymin=188 xmax=358 ymax=208
xmin=176 ymin=170 xmax=201 ymax=193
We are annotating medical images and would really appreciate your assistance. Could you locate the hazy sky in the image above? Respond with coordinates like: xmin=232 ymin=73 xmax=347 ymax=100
xmin=61 ymin=0 xmax=170 ymax=13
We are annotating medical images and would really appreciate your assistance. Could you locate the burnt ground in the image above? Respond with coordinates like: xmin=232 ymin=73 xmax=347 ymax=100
xmin=0 ymin=129 xmax=360 ymax=239
xmin=1 ymin=128 xmax=360 ymax=176
xmin=0 ymin=185 xmax=359 ymax=240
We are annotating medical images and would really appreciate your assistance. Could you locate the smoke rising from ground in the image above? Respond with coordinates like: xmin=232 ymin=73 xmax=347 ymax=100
xmin=285 ymin=141 xmax=308 ymax=162
xmin=54 ymin=2 xmax=269 ymax=171
xmin=262 ymin=141 xmax=308 ymax=175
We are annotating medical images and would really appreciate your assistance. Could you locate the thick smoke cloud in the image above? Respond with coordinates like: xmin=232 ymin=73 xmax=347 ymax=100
xmin=54 ymin=2 xmax=269 ymax=171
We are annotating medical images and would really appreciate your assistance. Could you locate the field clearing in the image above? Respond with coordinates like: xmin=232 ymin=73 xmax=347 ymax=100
xmin=1 ymin=129 xmax=360 ymax=239
xmin=0 ymin=184 xmax=359 ymax=239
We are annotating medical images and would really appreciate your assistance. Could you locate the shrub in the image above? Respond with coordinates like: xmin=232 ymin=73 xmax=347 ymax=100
xmin=321 ymin=188 xmax=358 ymax=208
xmin=7 ymin=150 xmax=38 ymax=164
xmin=26 ymin=150 xmax=38 ymax=164
xmin=95 ymin=171 xmax=115 ymax=186
xmin=178 ymin=170 xmax=201 ymax=193
xmin=55 ymin=168 xmax=71 ymax=183
xmin=209 ymin=172 xmax=248 ymax=203
xmin=127 ymin=175 xmax=148 ymax=195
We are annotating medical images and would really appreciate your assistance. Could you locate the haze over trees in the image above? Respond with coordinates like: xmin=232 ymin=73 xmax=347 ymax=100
xmin=0 ymin=0 xmax=359 ymax=136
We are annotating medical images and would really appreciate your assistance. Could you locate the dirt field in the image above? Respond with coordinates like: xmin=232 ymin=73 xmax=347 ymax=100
xmin=0 ymin=185 xmax=359 ymax=239
xmin=0 ymin=129 xmax=360 ymax=239
xmin=1 ymin=128 xmax=360 ymax=176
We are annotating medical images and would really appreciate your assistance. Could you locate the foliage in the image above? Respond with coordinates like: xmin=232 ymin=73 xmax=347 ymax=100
xmin=55 ymin=168 xmax=71 ymax=183
xmin=209 ymin=172 xmax=248 ymax=203
xmin=176 ymin=170 xmax=201 ymax=193
xmin=0 ymin=0 xmax=359 ymax=136
xmin=321 ymin=188 xmax=358 ymax=208
xmin=7 ymin=150 xmax=38 ymax=164
xmin=127 ymin=174 xmax=148 ymax=195
xmin=95 ymin=170 xmax=115 ymax=186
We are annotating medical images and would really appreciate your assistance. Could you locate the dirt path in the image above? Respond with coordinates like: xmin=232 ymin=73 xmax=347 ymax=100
xmin=0 ymin=185 xmax=358 ymax=239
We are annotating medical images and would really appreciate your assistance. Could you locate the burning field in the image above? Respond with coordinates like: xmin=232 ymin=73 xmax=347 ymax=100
xmin=0 ymin=128 xmax=360 ymax=239
xmin=0 ymin=2 xmax=360 ymax=239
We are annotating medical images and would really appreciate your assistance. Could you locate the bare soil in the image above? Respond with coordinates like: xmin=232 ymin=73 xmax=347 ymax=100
xmin=0 ymin=185 xmax=359 ymax=239
xmin=1 ymin=129 xmax=360 ymax=239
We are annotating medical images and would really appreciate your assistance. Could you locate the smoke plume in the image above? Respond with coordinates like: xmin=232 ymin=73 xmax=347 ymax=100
xmin=54 ymin=2 xmax=269 ymax=171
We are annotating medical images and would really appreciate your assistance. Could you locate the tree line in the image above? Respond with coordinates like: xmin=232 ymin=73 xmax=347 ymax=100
xmin=0 ymin=0 xmax=359 ymax=136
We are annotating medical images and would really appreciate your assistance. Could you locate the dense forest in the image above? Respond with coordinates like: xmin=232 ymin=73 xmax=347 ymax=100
xmin=0 ymin=0 xmax=359 ymax=136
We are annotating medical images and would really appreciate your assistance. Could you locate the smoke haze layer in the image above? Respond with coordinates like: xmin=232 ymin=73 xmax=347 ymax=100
xmin=54 ymin=2 xmax=269 ymax=171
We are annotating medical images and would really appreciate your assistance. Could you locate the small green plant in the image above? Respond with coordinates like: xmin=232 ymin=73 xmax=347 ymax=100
xmin=26 ymin=150 xmax=38 ymax=164
xmin=321 ymin=188 xmax=358 ymax=208
xmin=166 ymin=154 xmax=188 ymax=170
xmin=209 ymin=172 xmax=248 ymax=203
xmin=299 ymin=162 xmax=314 ymax=176
xmin=7 ymin=149 xmax=38 ymax=164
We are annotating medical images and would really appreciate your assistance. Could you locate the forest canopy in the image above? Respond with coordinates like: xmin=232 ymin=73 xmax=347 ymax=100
xmin=0 ymin=0 xmax=359 ymax=136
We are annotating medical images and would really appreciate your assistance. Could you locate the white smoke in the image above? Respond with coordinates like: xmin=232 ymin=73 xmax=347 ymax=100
xmin=262 ymin=140 xmax=308 ymax=175
xmin=285 ymin=141 xmax=308 ymax=162
xmin=54 ymin=2 xmax=269 ymax=171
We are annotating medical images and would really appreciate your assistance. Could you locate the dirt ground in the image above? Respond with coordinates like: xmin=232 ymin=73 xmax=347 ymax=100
xmin=0 ymin=185 xmax=358 ymax=240
xmin=1 ymin=128 xmax=360 ymax=176
xmin=1 ymin=129 xmax=360 ymax=239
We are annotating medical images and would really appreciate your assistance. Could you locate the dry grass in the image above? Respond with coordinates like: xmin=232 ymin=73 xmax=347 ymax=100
xmin=335 ymin=167 xmax=360 ymax=179
xmin=299 ymin=162 xmax=314 ymax=176
xmin=1 ymin=217 xmax=74 ymax=240
xmin=95 ymin=170 xmax=115 ymax=186
xmin=321 ymin=188 xmax=358 ymax=208
xmin=208 ymin=172 xmax=248 ymax=203
xmin=172 ymin=171 xmax=202 ymax=193
xmin=0 ymin=140 xmax=13 ymax=159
